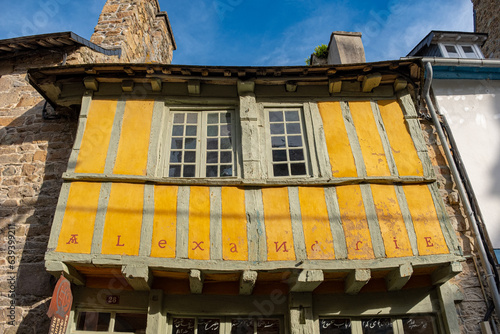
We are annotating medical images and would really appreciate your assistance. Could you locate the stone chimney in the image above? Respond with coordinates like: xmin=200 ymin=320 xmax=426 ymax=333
xmin=327 ymin=31 xmax=365 ymax=65
xmin=90 ymin=0 xmax=176 ymax=63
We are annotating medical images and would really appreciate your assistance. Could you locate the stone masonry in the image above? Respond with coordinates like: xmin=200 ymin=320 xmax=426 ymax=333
xmin=472 ymin=0 xmax=500 ymax=59
xmin=0 ymin=1 xmax=173 ymax=332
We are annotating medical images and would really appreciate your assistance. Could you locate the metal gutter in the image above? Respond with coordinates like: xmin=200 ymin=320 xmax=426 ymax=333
xmin=406 ymin=57 xmax=500 ymax=67
xmin=423 ymin=62 xmax=500 ymax=320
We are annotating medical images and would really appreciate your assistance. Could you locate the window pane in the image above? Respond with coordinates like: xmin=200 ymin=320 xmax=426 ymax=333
xmin=169 ymin=165 xmax=181 ymax=177
xmin=207 ymin=125 xmax=218 ymax=137
xmin=172 ymin=125 xmax=184 ymax=136
xmin=445 ymin=45 xmax=457 ymax=53
xmin=220 ymin=124 xmax=231 ymax=136
xmin=76 ymin=312 xmax=111 ymax=331
xmin=186 ymin=126 xmax=197 ymax=136
xmin=207 ymin=138 xmax=218 ymax=150
xmin=220 ymin=151 xmax=232 ymax=163
xmin=288 ymin=136 xmax=302 ymax=147
xmin=114 ymin=313 xmax=147 ymax=333
xmin=198 ymin=319 xmax=221 ymax=334
xmin=272 ymin=136 xmax=286 ymax=148
xmin=185 ymin=138 xmax=197 ymax=149
xmin=208 ymin=113 xmax=219 ymax=124
xmin=184 ymin=151 xmax=196 ymax=163
xmin=206 ymin=166 xmax=218 ymax=177
xmin=173 ymin=318 xmax=195 ymax=334
xmin=319 ymin=319 xmax=351 ymax=334
xmin=272 ymin=150 xmax=287 ymax=162
xmin=269 ymin=111 xmax=284 ymax=122
xmin=220 ymin=165 xmax=233 ymax=177
xmin=286 ymin=123 xmax=301 ymax=134
xmin=171 ymin=138 xmax=183 ymax=150
xmin=170 ymin=151 xmax=182 ymax=163
xmin=362 ymin=318 xmax=393 ymax=334
xmin=289 ymin=149 xmax=304 ymax=161
xmin=207 ymin=152 xmax=218 ymax=163
xmin=273 ymin=164 xmax=289 ymax=176
xmin=173 ymin=113 xmax=185 ymax=123
xmin=231 ymin=319 xmax=254 ymax=334
xmin=186 ymin=113 xmax=198 ymax=124
xmin=183 ymin=165 xmax=196 ymax=177
xmin=291 ymin=163 xmax=306 ymax=175
xmin=285 ymin=110 xmax=299 ymax=122
xmin=257 ymin=319 xmax=280 ymax=334
xmin=402 ymin=316 xmax=436 ymax=334
xmin=220 ymin=138 xmax=232 ymax=149
xmin=222 ymin=113 xmax=231 ymax=124
xmin=270 ymin=123 xmax=285 ymax=135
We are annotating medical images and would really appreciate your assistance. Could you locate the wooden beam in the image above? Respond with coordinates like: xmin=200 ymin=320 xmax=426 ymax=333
xmin=122 ymin=265 xmax=152 ymax=291
xmin=432 ymin=262 xmax=462 ymax=285
xmin=394 ymin=78 xmax=408 ymax=92
xmin=345 ymin=269 xmax=370 ymax=295
xmin=189 ymin=269 xmax=204 ymax=294
xmin=45 ymin=261 xmax=85 ymax=286
xmin=239 ymin=270 xmax=257 ymax=295
xmin=385 ymin=263 xmax=413 ymax=291
xmin=286 ymin=82 xmax=297 ymax=92
xmin=83 ymin=77 xmax=99 ymax=91
xmin=122 ymin=80 xmax=134 ymax=92
xmin=151 ymin=78 xmax=162 ymax=92
xmin=362 ymin=73 xmax=382 ymax=92
xmin=290 ymin=270 xmax=324 ymax=292
xmin=187 ymin=80 xmax=201 ymax=95
xmin=237 ymin=80 xmax=255 ymax=95
xmin=329 ymin=79 xmax=342 ymax=93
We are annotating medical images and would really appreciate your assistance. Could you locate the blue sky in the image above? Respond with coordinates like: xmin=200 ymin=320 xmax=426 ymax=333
xmin=0 ymin=0 xmax=473 ymax=66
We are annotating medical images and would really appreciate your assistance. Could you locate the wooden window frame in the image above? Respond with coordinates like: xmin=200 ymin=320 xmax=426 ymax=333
xmin=438 ymin=43 xmax=484 ymax=59
xmin=168 ymin=315 xmax=283 ymax=334
xmin=72 ymin=309 xmax=148 ymax=334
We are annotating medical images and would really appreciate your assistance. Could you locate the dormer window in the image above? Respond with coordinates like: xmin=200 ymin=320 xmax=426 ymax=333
xmin=439 ymin=43 xmax=483 ymax=59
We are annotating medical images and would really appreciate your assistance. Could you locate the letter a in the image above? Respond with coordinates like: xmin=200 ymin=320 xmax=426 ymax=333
xmin=66 ymin=234 xmax=78 ymax=244
xmin=230 ymin=243 xmax=238 ymax=253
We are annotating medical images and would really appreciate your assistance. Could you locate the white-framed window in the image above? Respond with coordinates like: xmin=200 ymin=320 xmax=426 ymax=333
xmin=74 ymin=310 xmax=147 ymax=333
xmin=169 ymin=316 xmax=282 ymax=334
xmin=439 ymin=43 xmax=483 ymax=59
xmin=164 ymin=109 xmax=238 ymax=178
xmin=265 ymin=108 xmax=311 ymax=177
xmin=319 ymin=315 xmax=438 ymax=334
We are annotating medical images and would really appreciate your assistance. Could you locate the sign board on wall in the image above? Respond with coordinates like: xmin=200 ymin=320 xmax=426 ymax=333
xmin=47 ymin=275 xmax=73 ymax=334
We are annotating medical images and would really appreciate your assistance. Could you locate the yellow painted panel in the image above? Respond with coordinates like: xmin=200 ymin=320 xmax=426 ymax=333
xmin=349 ymin=101 xmax=391 ymax=176
xmin=262 ymin=187 xmax=296 ymax=261
xmin=151 ymin=185 xmax=178 ymax=258
xmin=403 ymin=185 xmax=449 ymax=255
xmin=370 ymin=185 xmax=413 ymax=258
xmin=221 ymin=187 xmax=248 ymax=261
xmin=298 ymin=187 xmax=335 ymax=260
xmin=56 ymin=182 xmax=101 ymax=254
xmin=336 ymin=185 xmax=375 ymax=260
xmin=75 ymin=99 xmax=117 ymax=174
xmin=113 ymin=100 xmax=154 ymax=175
xmin=378 ymin=100 xmax=423 ymax=176
xmin=318 ymin=102 xmax=357 ymax=177
xmin=188 ymin=187 xmax=211 ymax=260
xmin=101 ymin=183 xmax=144 ymax=255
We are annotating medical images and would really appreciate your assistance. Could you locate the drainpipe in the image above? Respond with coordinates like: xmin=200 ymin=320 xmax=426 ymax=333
xmin=423 ymin=62 xmax=500 ymax=320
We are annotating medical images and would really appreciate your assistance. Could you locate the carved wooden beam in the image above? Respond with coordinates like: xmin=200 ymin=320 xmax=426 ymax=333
xmin=239 ymin=270 xmax=258 ymax=295
xmin=432 ymin=262 xmax=463 ymax=285
xmin=122 ymin=265 xmax=152 ymax=291
xmin=362 ymin=73 xmax=382 ymax=92
xmin=45 ymin=261 xmax=85 ymax=286
xmin=385 ymin=263 xmax=413 ymax=291
xmin=345 ymin=269 xmax=370 ymax=295
xmin=83 ymin=77 xmax=99 ymax=91
xmin=189 ymin=269 xmax=204 ymax=294
xmin=290 ymin=270 xmax=324 ymax=292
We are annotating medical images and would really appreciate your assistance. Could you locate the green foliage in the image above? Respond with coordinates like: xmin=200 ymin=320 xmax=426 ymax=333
xmin=305 ymin=44 xmax=328 ymax=65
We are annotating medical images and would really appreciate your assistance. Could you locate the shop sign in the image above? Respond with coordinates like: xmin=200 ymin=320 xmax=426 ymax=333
xmin=47 ymin=275 xmax=73 ymax=334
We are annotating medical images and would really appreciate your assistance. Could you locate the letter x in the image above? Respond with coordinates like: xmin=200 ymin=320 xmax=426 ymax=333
xmin=192 ymin=241 xmax=205 ymax=251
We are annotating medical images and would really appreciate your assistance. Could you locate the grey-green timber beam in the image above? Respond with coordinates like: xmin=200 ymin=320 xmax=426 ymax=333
xmin=46 ymin=182 xmax=71 ymax=251
xmin=67 ymin=90 xmax=93 ymax=173
xmin=437 ymin=282 xmax=461 ymax=334
xmin=239 ymin=270 xmax=258 ymax=295
xmin=46 ymin=261 xmax=85 ymax=286
xmin=289 ymin=270 xmax=324 ymax=292
xmin=122 ymin=265 xmax=152 ymax=291
xmin=147 ymin=290 xmax=164 ymax=334
xmin=289 ymin=292 xmax=318 ymax=334
xmin=431 ymin=261 xmax=462 ymax=285
xmin=189 ymin=269 xmax=204 ymax=294
xmin=385 ymin=263 xmax=413 ymax=291
xmin=345 ymin=269 xmax=371 ymax=295
xmin=103 ymin=98 xmax=126 ymax=174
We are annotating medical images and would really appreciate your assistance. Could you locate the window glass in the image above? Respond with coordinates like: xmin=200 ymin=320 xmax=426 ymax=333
xmin=173 ymin=318 xmax=196 ymax=334
xmin=231 ymin=319 xmax=254 ymax=334
xmin=319 ymin=319 xmax=351 ymax=334
xmin=444 ymin=45 xmax=459 ymax=57
xmin=268 ymin=109 xmax=308 ymax=177
xmin=257 ymin=319 xmax=280 ymax=334
xmin=198 ymin=319 xmax=221 ymax=334
xmin=460 ymin=45 xmax=477 ymax=58
xmin=402 ymin=316 xmax=436 ymax=334
xmin=167 ymin=110 xmax=235 ymax=178
xmin=76 ymin=312 xmax=111 ymax=331
xmin=114 ymin=313 xmax=147 ymax=333
xmin=362 ymin=318 xmax=393 ymax=334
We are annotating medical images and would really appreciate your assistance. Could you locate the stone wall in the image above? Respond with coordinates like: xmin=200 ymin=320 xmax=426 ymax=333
xmin=472 ymin=0 xmax=500 ymax=59
xmin=421 ymin=116 xmax=493 ymax=332
xmin=90 ymin=0 xmax=175 ymax=63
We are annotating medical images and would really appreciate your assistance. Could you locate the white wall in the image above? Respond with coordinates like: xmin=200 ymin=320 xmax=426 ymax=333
xmin=433 ymin=79 xmax=500 ymax=247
